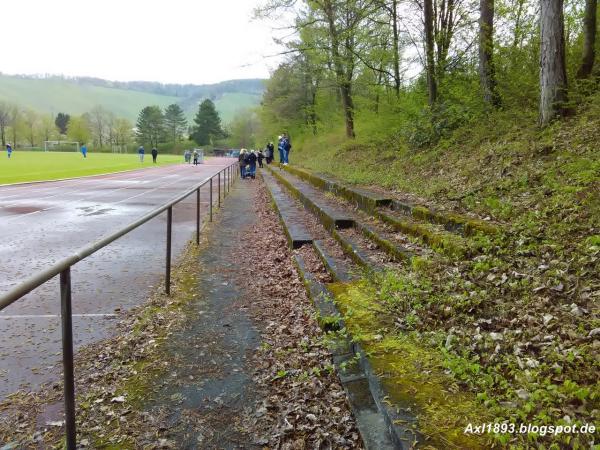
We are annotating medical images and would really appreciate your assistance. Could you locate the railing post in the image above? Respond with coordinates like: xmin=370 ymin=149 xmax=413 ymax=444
xmin=60 ymin=268 xmax=77 ymax=450
xmin=165 ymin=206 xmax=172 ymax=295
xmin=218 ymin=172 xmax=221 ymax=207
xmin=209 ymin=178 xmax=213 ymax=222
xmin=196 ymin=188 xmax=200 ymax=245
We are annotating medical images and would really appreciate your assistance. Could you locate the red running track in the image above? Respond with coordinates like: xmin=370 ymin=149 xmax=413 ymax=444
xmin=0 ymin=158 xmax=234 ymax=398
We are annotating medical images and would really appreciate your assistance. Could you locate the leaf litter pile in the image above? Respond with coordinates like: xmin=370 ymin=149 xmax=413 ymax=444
xmin=233 ymin=181 xmax=361 ymax=448
xmin=0 ymin=180 xmax=362 ymax=449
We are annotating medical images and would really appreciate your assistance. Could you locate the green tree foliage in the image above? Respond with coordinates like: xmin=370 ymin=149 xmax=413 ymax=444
xmin=67 ymin=115 xmax=92 ymax=144
xmin=0 ymin=102 xmax=10 ymax=146
xmin=256 ymin=0 xmax=595 ymax=145
xmin=163 ymin=104 xmax=188 ymax=143
xmin=54 ymin=112 xmax=70 ymax=135
xmin=190 ymin=99 xmax=225 ymax=145
xmin=135 ymin=106 xmax=164 ymax=147
xmin=226 ymin=110 xmax=261 ymax=148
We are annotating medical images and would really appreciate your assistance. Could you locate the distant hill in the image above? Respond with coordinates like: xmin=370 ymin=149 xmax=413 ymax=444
xmin=0 ymin=74 xmax=265 ymax=123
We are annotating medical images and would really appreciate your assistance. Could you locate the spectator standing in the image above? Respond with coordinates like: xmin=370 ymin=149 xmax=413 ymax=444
xmin=138 ymin=145 xmax=145 ymax=162
xmin=257 ymin=149 xmax=265 ymax=168
xmin=6 ymin=143 xmax=12 ymax=159
xmin=266 ymin=142 xmax=274 ymax=164
xmin=80 ymin=143 xmax=87 ymax=158
xmin=239 ymin=149 xmax=247 ymax=178
xmin=282 ymin=134 xmax=291 ymax=165
xmin=192 ymin=149 xmax=199 ymax=165
xmin=278 ymin=136 xmax=285 ymax=164
xmin=184 ymin=149 xmax=191 ymax=163
xmin=246 ymin=150 xmax=257 ymax=179
xmin=151 ymin=147 xmax=158 ymax=164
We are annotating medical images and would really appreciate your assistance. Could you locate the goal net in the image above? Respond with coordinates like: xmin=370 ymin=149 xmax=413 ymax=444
xmin=44 ymin=141 xmax=80 ymax=152
xmin=111 ymin=145 xmax=127 ymax=154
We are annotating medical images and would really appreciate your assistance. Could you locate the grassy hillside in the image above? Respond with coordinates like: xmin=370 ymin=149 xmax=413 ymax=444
xmin=214 ymin=92 xmax=262 ymax=122
xmin=288 ymin=94 xmax=599 ymax=448
xmin=0 ymin=75 xmax=261 ymax=123
xmin=0 ymin=75 xmax=179 ymax=121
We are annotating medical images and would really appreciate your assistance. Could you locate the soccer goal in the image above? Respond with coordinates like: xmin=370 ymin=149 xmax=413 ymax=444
xmin=111 ymin=145 xmax=127 ymax=154
xmin=44 ymin=141 xmax=80 ymax=152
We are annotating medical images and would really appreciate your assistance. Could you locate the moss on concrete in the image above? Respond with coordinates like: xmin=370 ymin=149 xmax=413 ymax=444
xmin=328 ymin=281 xmax=494 ymax=449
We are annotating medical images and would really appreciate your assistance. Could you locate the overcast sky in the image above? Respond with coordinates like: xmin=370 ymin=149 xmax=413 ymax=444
xmin=1 ymin=0 xmax=282 ymax=85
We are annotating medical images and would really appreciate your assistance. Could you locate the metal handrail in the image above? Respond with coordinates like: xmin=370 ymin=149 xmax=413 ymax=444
xmin=0 ymin=161 xmax=238 ymax=449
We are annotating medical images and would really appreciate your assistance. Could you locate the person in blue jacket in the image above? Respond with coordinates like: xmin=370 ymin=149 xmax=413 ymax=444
xmin=138 ymin=145 xmax=145 ymax=162
xmin=282 ymin=134 xmax=291 ymax=165
xmin=80 ymin=143 xmax=88 ymax=158
xmin=277 ymin=136 xmax=284 ymax=164
xmin=6 ymin=143 xmax=12 ymax=158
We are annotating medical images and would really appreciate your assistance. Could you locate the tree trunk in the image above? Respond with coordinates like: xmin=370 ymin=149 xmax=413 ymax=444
xmin=539 ymin=0 xmax=568 ymax=125
xmin=424 ymin=0 xmax=438 ymax=105
xmin=391 ymin=0 xmax=401 ymax=97
xmin=511 ymin=0 xmax=525 ymax=49
xmin=576 ymin=0 xmax=597 ymax=79
xmin=323 ymin=0 xmax=355 ymax=138
xmin=479 ymin=0 xmax=500 ymax=106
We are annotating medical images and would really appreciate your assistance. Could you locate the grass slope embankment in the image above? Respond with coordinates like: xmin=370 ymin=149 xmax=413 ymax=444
xmin=0 ymin=152 xmax=182 ymax=184
xmin=0 ymin=75 xmax=179 ymax=122
xmin=292 ymin=97 xmax=599 ymax=448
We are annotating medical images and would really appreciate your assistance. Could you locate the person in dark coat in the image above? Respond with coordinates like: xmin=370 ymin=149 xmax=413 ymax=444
xmin=266 ymin=142 xmax=274 ymax=164
xmin=246 ymin=150 xmax=257 ymax=179
xmin=239 ymin=149 xmax=248 ymax=178
xmin=257 ymin=150 xmax=265 ymax=168
xmin=151 ymin=147 xmax=158 ymax=163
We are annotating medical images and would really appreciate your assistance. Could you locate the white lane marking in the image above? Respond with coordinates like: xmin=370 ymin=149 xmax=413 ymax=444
xmin=0 ymin=164 xmax=182 ymax=207
xmin=0 ymin=314 xmax=117 ymax=318
xmin=0 ymin=166 xmax=165 ymax=200
xmin=0 ymin=166 xmax=196 ymax=223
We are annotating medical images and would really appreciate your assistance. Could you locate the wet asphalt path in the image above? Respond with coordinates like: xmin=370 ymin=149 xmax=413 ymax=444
xmin=0 ymin=158 xmax=233 ymax=398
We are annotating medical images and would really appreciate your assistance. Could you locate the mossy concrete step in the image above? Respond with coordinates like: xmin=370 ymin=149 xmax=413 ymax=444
xmin=313 ymin=240 xmax=352 ymax=282
xmin=261 ymin=170 xmax=313 ymax=249
xmin=354 ymin=222 xmax=414 ymax=262
xmin=268 ymin=166 xmax=405 ymax=269
xmin=331 ymin=228 xmax=374 ymax=269
xmin=375 ymin=209 xmax=467 ymax=258
xmin=283 ymin=164 xmax=392 ymax=212
xmin=391 ymin=200 xmax=499 ymax=237
xmin=293 ymin=253 xmax=403 ymax=450
xmin=266 ymin=166 xmax=355 ymax=230
xmin=283 ymin=164 xmax=499 ymax=236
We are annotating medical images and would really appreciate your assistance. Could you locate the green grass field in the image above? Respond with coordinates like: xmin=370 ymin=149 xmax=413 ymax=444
xmin=0 ymin=151 xmax=183 ymax=185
